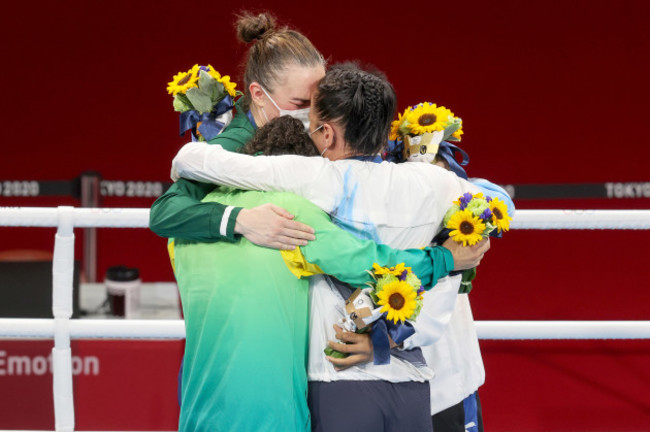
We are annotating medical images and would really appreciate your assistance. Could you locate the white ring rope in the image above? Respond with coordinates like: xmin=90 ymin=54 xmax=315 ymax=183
xmin=510 ymin=209 xmax=650 ymax=229
xmin=1 ymin=207 xmax=650 ymax=229
xmin=1 ymin=318 xmax=649 ymax=340
xmin=0 ymin=207 xmax=149 ymax=228
xmin=1 ymin=205 xmax=649 ymax=432
xmin=0 ymin=319 xmax=186 ymax=340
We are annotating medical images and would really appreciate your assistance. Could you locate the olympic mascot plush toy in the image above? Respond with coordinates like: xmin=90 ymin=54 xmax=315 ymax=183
xmin=338 ymin=288 xmax=384 ymax=332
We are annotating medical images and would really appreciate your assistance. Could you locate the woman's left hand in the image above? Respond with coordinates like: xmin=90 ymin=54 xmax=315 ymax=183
xmin=326 ymin=324 xmax=374 ymax=370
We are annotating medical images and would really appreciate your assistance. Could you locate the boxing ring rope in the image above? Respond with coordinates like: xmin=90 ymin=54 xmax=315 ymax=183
xmin=2 ymin=318 xmax=650 ymax=340
xmin=2 ymin=207 xmax=650 ymax=229
xmin=1 ymin=206 xmax=650 ymax=432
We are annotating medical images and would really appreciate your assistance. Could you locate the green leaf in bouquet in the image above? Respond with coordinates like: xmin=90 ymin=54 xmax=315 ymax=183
xmin=369 ymin=289 xmax=380 ymax=305
xmin=172 ymin=97 xmax=190 ymax=113
xmin=324 ymin=346 xmax=349 ymax=359
xmin=197 ymin=70 xmax=218 ymax=99
xmin=174 ymin=93 xmax=193 ymax=112
xmin=186 ymin=87 xmax=213 ymax=114
xmin=442 ymin=121 xmax=461 ymax=141
xmin=197 ymin=70 xmax=214 ymax=89
xmin=483 ymin=221 xmax=496 ymax=236
xmin=211 ymin=80 xmax=226 ymax=103
xmin=447 ymin=136 xmax=461 ymax=142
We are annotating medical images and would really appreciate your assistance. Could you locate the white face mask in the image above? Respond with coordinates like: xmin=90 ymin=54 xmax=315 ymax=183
xmin=260 ymin=86 xmax=311 ymax=130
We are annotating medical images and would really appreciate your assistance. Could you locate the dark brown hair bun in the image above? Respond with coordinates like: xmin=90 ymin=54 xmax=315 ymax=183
xmin=236 ymin=11 xmax=277 ymax=43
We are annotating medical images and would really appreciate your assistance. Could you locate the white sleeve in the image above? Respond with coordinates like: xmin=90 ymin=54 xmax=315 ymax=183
xmin=172 ymin=141 xmax=339 ymax=212
xmin=401 ymin=275 xmax=460 ymax=349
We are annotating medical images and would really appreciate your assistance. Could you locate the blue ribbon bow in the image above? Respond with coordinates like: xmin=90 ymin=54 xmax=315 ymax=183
xmin=179 ymin=95 xmax=234 ymax=142
xmin=438 ymin=141 xmax=470 ymax=179
xmin=370 ymin=317 xmax=416 ymax=365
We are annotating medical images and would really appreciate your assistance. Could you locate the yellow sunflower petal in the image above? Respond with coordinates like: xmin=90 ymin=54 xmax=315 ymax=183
xmin=206 ymin=64 xmax=222 ymax=81
xmin=489 ymin=197 xmax=512 ymax=233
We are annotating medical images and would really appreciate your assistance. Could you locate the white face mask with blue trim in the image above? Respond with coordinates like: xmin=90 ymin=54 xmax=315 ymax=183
xmin=260 ymin=86 xmax=311 ymax=131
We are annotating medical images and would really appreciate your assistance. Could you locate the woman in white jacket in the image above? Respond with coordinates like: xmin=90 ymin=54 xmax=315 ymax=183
xmin=173 ymin=63 xmax=492 ymax=432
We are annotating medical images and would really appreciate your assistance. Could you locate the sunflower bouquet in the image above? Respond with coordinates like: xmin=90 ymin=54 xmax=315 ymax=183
xmin=325 ymin=263 xmax=424 ymax=363
xmin=441 ymin=192 xmax=512 ymax=292
xmin=389 ymin=102 xmax=463 ymax=143
xmin=167 ymin=64 xmax=241 ymax=141
xmin=384 ymin=102 xmax=470 ymax=179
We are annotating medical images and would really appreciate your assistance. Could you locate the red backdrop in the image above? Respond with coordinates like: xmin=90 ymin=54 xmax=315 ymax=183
xmin=1 ymin=0 xmax=649 ymax=430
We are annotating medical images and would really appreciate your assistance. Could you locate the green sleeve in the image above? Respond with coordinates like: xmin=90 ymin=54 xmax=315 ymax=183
xmin=149 ymin=107 xmax=255 ymax=241
xmin=293 ymin=199 xmax=454 ymax=289
xmin=149 ymin=178 xmax=243 ymax=242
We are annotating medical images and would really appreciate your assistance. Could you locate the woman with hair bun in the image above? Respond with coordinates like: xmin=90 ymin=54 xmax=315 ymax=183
xmin=149 ymin=11 xmax=328 ymax=430
xmin=150 ymin=11 xmax=325 ymax=250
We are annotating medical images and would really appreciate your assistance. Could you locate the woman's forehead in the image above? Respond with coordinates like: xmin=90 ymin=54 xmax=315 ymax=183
xmin=275 ymin=64 xmax=325 ymax=99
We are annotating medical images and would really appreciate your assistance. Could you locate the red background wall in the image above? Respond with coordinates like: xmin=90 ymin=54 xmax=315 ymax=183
xmin=1 ymin=0 xmax=649 ymax=430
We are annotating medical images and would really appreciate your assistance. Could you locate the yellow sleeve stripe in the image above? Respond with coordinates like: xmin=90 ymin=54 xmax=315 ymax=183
xmin=280 ymin=247 xmax=324 ymax=279
xmin=167 ymin=239 xmax=176 ymax=275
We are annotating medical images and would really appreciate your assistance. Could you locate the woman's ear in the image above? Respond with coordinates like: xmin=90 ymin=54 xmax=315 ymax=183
xmin=321 ymin=123 xmax=337 ymax=148
xmin=249 ymin=82 xmax=265 ymax=107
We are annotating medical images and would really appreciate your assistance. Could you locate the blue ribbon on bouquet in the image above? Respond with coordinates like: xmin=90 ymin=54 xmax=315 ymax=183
xmin=437 ymin=141 xmax=470 ymax=180
xmin=370 ymin=318 xmax=416 ymax=365
xmin=179 ymin=95 xmax=234 ymax=141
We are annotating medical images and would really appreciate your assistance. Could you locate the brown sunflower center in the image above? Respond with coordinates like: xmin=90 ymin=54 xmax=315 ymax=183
xmin=388 ymin=293 xmax=405 ymax=310
xmin=418 ymin=113 xmax=437 ymax=126
xmin=492 ymin=208 xmax=503 ymax=220
xmin=460 ymin=221 xmax=475 ymax=235
xmin=177 ymin=74 xmax=191 ymax=86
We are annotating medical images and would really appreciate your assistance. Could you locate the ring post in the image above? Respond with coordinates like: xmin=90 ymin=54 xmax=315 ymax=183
xmin=52 ymin=206 xmax=75 ymax=432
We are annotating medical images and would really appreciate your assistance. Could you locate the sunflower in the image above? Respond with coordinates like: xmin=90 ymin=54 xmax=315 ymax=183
xmin=489 ymin=197 xmax=512 ymax=233
xmin=167 ymin=68 xmax=199 ymax=96
xmin=372 ymin=262 xmax=411 ymax=278
xmin=218 ymin=74 xmax=237 ymax=97
xmin=199 ymin=65 xmax=237 ymax=97
xmin=405 ymin=103 xmax=449 ymax=135
xmin=376 ymin=280 xmax=418 ymax=324
xmin=447 ymin=209 xmax=486 ymax=246
xmin=389 ymin=111 xmax=405 ymax=140
xmin=205 ymin=64 xmax=222 ymax=81
xmin=188 ymin=63 xmax=201 ymax=78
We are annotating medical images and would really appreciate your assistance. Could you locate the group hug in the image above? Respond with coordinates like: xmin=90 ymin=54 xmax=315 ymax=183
xmin=149 ymin=10 xmax=514 ymax=432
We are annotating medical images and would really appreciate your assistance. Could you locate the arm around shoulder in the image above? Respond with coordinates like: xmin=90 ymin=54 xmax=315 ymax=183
xmin=149 ymin=178 xmax=242 ymax=242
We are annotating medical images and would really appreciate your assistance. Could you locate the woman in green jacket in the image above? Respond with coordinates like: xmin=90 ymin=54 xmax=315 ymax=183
xmin=150 ymin=11 xmax=324 ymax=248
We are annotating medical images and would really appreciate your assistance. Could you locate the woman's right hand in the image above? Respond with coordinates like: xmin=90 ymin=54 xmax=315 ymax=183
xmin=235 ymin=204 xmax=316 ymax=250
xmin=442 ymin=237 xmax=491 ymax=270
